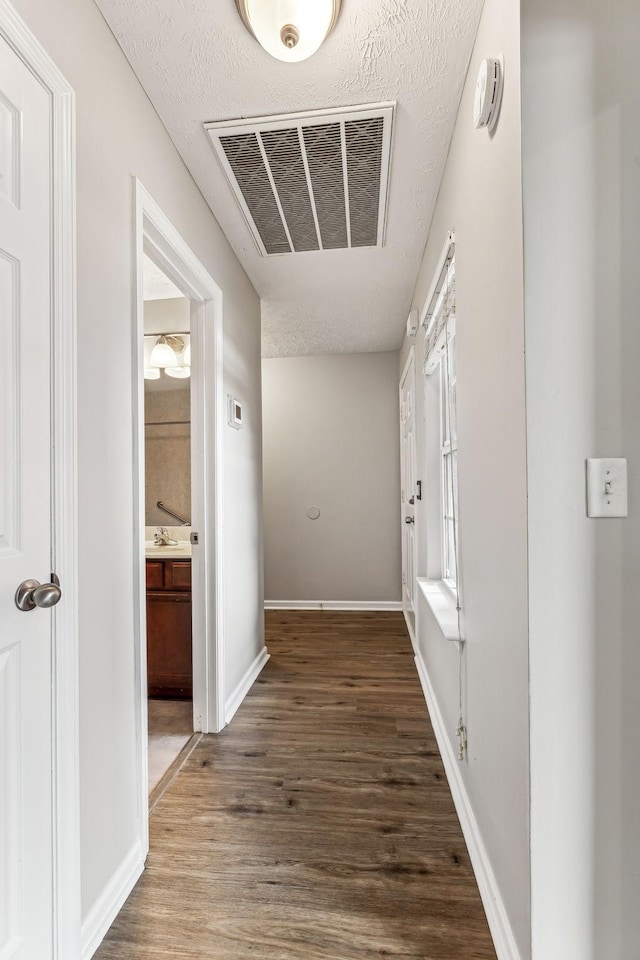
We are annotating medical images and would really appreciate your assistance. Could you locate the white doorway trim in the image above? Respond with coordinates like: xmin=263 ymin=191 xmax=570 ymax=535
xmin=133 ymin=180 xmax=225 ymax=856
xmin=0 ymin=2 xmax=80 ymax=957
xmin=399 ymin=347 xmax=417 ymax=646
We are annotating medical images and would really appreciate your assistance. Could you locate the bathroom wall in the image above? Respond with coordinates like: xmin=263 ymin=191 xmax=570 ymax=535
xmin=143 ymin=296 xmax=189 ymax=335
xmin=144 ymin=385 xmax=191 ymax=526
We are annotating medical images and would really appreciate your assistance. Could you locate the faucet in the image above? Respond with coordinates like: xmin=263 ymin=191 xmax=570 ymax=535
xmin=154 ymin=526 xmax=178 ymax=546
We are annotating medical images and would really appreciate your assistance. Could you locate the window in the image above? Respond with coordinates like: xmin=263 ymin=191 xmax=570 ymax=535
xmin=422 ymin=237 xmax=459 ymax=596
xmin=440 ymin=326 xmax=458 ymax=589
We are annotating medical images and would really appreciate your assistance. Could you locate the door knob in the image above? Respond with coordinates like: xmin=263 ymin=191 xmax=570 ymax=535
xmin=404 ymin=516 xmax=415 ymax=524
xmin=15 ymin=574 xmax=62 ymax=612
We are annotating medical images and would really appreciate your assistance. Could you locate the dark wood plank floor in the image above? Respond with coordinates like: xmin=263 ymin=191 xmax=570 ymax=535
xmin=95 ymin=611 xmax=496 ymax=960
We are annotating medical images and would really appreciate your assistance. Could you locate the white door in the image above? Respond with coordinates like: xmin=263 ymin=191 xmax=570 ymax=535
xmin=400 ymin=353 xmax=417 ymax=619
xmin=0 ymin=33 xmax=57 ymax=959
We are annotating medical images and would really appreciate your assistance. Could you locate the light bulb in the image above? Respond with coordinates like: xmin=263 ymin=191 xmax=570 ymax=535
xmin=237 ymin=0 xmax=340 ymax=63
xmin=183 ymin=342 xmax=191 ymax=367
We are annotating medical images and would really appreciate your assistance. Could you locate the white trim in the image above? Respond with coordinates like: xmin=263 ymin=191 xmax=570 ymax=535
xmin=80 ymin=842 xmax=144 ymax=960
xmin=420 ymin=230 xmax=456 ymax=328
xmin=400 ymin=346 xmax=415 ymax=389
xmin=416 ymin=578 xmax=462 ymax=641
xmin=225 ymin=647 xmax=270 ymax=725
xmin=414 ymin=648 xmax=522 ymax=960
xmin=133 ymin=182 xmax=226 ymax=868
xmin=0 ymin=4 xmax=80 ymax=957
xmin=264 ymin=600 xmax=403 ymax=611
xmin=403 ymin=609 xmax=417 ymax=652
xmin=399 ymin=346 xmax=417 ymax=622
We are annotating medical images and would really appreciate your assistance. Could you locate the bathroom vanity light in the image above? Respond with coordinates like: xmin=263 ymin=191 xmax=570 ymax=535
xmin=150 ymin=335 xmax=181 ymax=369
xmin=145 ymin=334 xmax=191 ymax=380
xmin=235 ymin=0 xmax=342 ymax=62
xmin=165 ymin=366 xmax=191 ymax=379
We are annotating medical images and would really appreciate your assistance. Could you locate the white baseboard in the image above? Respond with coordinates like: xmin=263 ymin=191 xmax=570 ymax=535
xmin=403 ymin=608 xmax=417 ymax=652
xmin=225 ymin=646 xmax=270 ymax=725
xmin=414 ymin=649 xmax=523 ymax=960
xmin=264 ymin=600 xmax=403 ymax=611
xmin=81 ymin=840 xmax=145 ymax=959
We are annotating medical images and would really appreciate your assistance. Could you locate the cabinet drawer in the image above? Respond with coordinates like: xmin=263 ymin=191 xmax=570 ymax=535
xmin=169 ymin=561 xmax=192 ymax=591
xmin=146 ymin=560 xmax=164 ymax=590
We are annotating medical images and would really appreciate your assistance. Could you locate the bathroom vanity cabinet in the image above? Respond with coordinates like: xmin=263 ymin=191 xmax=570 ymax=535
xmin=146 ymin=558 xmax=192 ymax=699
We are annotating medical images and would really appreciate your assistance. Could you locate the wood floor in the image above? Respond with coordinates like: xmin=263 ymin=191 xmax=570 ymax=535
xmin=95 ymin=611 xmax=496 ymax=960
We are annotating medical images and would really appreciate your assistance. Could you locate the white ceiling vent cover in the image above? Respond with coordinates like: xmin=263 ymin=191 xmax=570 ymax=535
xmin=205 ymin=102 xmax=395 ymax=257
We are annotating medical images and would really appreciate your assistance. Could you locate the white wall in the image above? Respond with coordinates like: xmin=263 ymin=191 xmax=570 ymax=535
xmin=143 ymin=296 xmax=190 ymax=336
xmin=522 ymin=2 xmax=640 ymax=957
xmin=399 ymin=0 xmax=530 ymax=955
xmin=262 ymin=353 xmax=401 ymax=604
xmin=12 ymin=0 xmax=263 ymax=933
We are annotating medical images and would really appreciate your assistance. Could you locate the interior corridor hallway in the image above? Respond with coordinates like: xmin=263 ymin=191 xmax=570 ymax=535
xmin=95 ymin=612 xmax=495 ymax=959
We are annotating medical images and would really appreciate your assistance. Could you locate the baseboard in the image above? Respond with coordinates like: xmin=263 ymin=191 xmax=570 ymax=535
xmin=264 ymin=600 xmax=403 ymax=611
xmin=81 ymin=840 xmax=145 ymax=959
xmin=225 ymin=646 xmax=270 ymax=725
xmin=403 ymin=609 xmax=417 ymax=652
xmin=414 ymin=649 xmax=523 ymax=960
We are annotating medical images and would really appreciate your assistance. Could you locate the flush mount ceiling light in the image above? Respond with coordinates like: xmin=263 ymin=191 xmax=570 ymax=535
xmin=235 ymin=0 xmax=342 ymax=62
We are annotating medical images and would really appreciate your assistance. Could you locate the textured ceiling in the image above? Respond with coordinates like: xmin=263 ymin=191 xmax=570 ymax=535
xmin=96 ymin=0 xmax=482 ymax=357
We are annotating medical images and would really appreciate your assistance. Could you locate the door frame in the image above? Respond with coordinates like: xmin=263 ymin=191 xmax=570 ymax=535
xmin=133 ymin=180 xmax=225 ymax=853
xmin=399 ymin=347 xmax=417 ymax=639
xmin=0 ymin=2 xmax=80 ymax=957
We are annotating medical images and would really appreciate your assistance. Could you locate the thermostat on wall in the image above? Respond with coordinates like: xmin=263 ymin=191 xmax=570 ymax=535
xmin=227 ymin=395 xmax=243 ymax=430
xmin=473 ymin=56 xmax=504 ymax=131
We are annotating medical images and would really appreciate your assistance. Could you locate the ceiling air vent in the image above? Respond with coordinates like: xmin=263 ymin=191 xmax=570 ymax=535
xmin=205 ymin=102 xmax=395 ymax=257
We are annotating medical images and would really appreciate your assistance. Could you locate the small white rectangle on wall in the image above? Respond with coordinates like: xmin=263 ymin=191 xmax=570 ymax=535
xmin=586 ymin=458 xmax=628 ymax=518
xmin=227 ymin=395 xmax=243 ymax=430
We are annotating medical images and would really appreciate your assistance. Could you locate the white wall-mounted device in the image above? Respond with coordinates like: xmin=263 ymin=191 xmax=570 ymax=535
xmin=406 ymin=309 xmax=419 ymax=338
xmin=473 ymin=56 xmax=504 ymax=131
xmin=586 ymin=458 xmax=628 ymax=518
xmin=227 ymin=395 xmax=243 ymax=430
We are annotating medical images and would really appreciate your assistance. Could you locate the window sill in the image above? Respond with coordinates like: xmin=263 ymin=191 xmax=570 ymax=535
xmin=417 ymin=578 xmax=463 ymax=642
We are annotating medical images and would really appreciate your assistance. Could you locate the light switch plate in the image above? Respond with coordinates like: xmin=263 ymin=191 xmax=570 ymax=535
xmin=586 ymin=458 xmax=628 ymax=518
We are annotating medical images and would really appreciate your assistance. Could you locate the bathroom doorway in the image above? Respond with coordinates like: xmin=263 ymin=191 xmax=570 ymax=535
xmin=142 ymin=260 xmax=198 ymax=802
xmin=134 ymin=182 xmax=225 ymax=841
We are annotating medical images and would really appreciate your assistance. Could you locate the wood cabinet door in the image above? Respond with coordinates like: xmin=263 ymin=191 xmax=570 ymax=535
xmin=146 ymin=591 xmax=193 ymax=699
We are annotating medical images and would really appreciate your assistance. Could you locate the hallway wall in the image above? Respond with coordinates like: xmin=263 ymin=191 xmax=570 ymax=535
xmin=399 ymin=0 xmax=529 ymax=955
xmin=12 ymin=0 xmax=264 ymax=945
xmin=262 ymin=352 xmax=401 ymax=605
xmin=522 ymin=1 xmax=640 ymax=957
